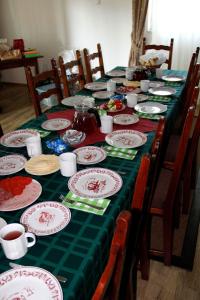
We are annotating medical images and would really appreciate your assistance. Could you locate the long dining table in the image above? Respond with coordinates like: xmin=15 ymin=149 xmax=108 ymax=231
xmin=0 ymin=67 xmax=187 ymax=299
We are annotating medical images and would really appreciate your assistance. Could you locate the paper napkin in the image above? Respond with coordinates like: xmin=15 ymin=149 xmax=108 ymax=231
xmin=62 ymin=191 xmax=110 ymax=215
xmin=103 ymin=145 xmax=138 ymax=160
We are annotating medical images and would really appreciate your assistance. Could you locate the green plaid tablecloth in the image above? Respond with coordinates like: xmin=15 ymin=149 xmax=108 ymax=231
xmin=135 ymin=111 xmax=162 ymax=120
xmin=148 ymin=95 xmax=172 ymax=103
xmin=0 ymin=67 xmax=186 ymax=300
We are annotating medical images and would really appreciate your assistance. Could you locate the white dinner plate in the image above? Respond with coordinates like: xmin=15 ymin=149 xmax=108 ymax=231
xmin=110 ymin=77 xmax=126 ymax=84
xmin=105 ymin=130 xmax=147 ymax=149
xmin=0 ymin=267 xmax=63 ymax=299
xmin=68 ymin=168 xmax=122 ymax=199
xmin=92 ymin=91 xmax=114 ymax=99
xmin=20 ymin=201 xmax=71 ymax=236
xmin=113 ymin=114 xmax=139 ymax=125
xmin=73 ymin=146 xmax=107 ymax=165
xmin=0 ymin=178 xmax=42 ymax=212
xmin=0 ymin=154 xmax=27 ymax=176
xmin=0 ymin=129 xmax=38 ymax=148
xmin=61 ymin=95 xmax=95 ymax=107
xmin=161 ymin=75 xmax=186 ymax=82
xmin=84 ymin=82 xmax=107 ymax=91
xmin=134 ymin=102 xmax=167 ymax=114
xmin=148 ymin=86 xmax=176 ymax=96
xmin=106 ymin=70 xmax=126 ymax=77
xmin=41 ymin=118 xmax=71 ymax=131
xmin=149 ymin=81 xmax=165 ymax=88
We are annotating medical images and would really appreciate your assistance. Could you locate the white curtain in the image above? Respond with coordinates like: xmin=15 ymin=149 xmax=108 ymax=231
xmin=146 ymin=0 xmax=200 ymax=70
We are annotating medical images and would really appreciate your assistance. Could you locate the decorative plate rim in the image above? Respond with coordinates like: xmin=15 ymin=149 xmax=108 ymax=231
xmin=0 ymin=129 xmax=38 ymax=148
xmin=0 ymin=154 xmax=27 ymax=175
xmin=73 ymin=146 xmax=107 ymax=165
xmin=113 ymin=114 xmax=139 ymax=125
xmin=41 ymin=118 xmax=71 ymax=131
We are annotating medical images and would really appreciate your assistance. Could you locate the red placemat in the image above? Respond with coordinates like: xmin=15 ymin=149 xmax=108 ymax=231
xmin=46 ymin=108 xmax=157 ymax=147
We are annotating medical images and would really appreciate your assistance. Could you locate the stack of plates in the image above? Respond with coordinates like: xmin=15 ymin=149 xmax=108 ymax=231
xmin=25 ymin=155 xmax=60 ymax=176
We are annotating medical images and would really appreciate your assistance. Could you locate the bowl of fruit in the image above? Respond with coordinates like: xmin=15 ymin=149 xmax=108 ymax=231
xmin=99 ymin=99 xmax=125 ymax=112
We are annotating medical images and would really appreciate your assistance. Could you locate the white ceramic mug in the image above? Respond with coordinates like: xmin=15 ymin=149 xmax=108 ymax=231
xmin=25 ymin=134 xmax=42 ymax=157
xmin=107 ymin=80 xmax=116 ymax=92
xmin=126 ymin=93 xmax=138 ymax=108
xmin=156 ymin=68 xmax=163 ymax=79
xmin=140 ymin=80 xmax=150 ymax=92
xmin=0 ymin=223 xmax=36 ymax=260
xmin=59 ymin=152 xmax=77 ymax=177
xmin=100 ymin=115 xmax=113 ymax=134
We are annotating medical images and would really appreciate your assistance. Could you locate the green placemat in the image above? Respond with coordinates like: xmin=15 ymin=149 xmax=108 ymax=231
xmin=103 ymin=145 xmax=138 ymax=160
xmin=62 ymin=191 xmax=110 ymax=215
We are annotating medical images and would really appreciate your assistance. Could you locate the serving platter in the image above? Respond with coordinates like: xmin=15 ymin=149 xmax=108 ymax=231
xmin=68 ymin=168 xmax=122 ymax=199
xmin=134 ymin=102 xmax=167 ymax=114
xmin=105 ymin=130 xmax=147 ymax=149
xmin=84 ymin=82 xmax=107 ymax=91
xmin=0 ymin=154 xmax=27 ymax=176
xmin=113 ymin=114 xmax=139 ymax=125
xmin=0 ymin=267 xmax=63 ymax=299
xmin=0 ymin=178 xmax=42 ymax=212
xmin=0 ymin=129 xmax=38 ymax=148
xmin=20 ymin=201 xmax=71 ymax=236
xmin=25 ymin=155 xmax=60 ymax=176
xmin=73 ymin=146 xmax=107 ymax=165
xmin=148 ymin=86 xmax=176 ymax=96
xmin=41 ymin=118 xmax=71 ymax=131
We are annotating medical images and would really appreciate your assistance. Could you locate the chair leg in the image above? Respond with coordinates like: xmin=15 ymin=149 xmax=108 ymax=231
xmin=174 ymin=184 xmax=182 ymax=228
xmin=163 ymin=216 xmax=173 ymax=266
xmin=182 ymin=167 xmax=192 ymax=214
xmin=191 ymin=157 xmax=197 ymax=189
xmin=140 ymin=227 xmax=150 ymax=280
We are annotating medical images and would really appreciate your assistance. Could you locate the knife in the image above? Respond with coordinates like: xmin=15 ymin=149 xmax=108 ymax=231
xmin=9 ymin=262 xmax=67 ymax=283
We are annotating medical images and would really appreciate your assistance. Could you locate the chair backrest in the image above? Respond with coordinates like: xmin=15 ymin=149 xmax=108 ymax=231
xmin=142 ymin=38 xmax=174 ymax=69
xmin=83 ymin=43 xmax=105 ymax=83
xmin=92 ymin=210 xmax=132 ymax=300
xmin=164 ymin=105 xmax=195 ymax=213
xmin=0 ymin=124 xmax=3 ymax=138
xmin=58 ymin=50 xmax=85 ymax=98
xmin=25 ymin=65 xmax=63 ymax=117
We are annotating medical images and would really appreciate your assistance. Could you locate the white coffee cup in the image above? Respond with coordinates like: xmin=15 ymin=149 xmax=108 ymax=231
xmin=140 ymin=80 xmax=150 ymax=92
xmin=100 ymin=115 xmax=113 ymax=134
xmin=25 ymin=134 xmax=42 ymax=157
xmin=0 ymin=223 xmax=36 ymax=260
xmin=156 ymin=68 xmax=163 ymax=79
xmin=126 ymin=93 xmax=138 ymax=108
xmin=59 ymin=152 xmax=77 ymax=177
xmin=107 ymin=80 xmax=116 ymax=92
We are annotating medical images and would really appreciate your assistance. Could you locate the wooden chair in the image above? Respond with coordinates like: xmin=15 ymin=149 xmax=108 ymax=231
xmin=142 ymin=38 xmax=174 ymax=69
xmin=150 ymin=104 xmax=195 ymax=265
xmin=182 ymin=87 xmax=200 ymax=213
xmin=25 ymin=64 xmax=63 ymax=117
xmin=93 ymin=155 xmax=151 ymax=300
xmin=92 ymin=210 xmax=132 ymax=300
xmin=83 ymin=43 xmax=105 ymax=83
xmin=58 ymin=50 xmax=85 ymax=98
xmin=0 ymin=124 xmax=3 ymax=138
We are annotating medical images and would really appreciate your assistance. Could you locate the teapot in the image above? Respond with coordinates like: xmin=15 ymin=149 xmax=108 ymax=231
xmin=71 ymin=104 xmax=101 ymax=134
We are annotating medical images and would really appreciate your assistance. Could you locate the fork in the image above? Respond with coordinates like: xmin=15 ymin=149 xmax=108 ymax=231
xmin=59 ymin=195 xmax=104 ymax=210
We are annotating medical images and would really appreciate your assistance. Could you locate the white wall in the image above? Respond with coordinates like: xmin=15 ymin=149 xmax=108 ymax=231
xmin=0 ymin=0 xmax=132 ymax=83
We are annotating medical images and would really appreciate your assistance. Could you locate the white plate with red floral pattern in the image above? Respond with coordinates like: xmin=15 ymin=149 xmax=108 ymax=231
xmin=73 ymin=146 xmax=107 ymax=165
xmin=0 ymin=177 xmax=42 ymax=212
xmin=105 ymin=130 xmax=147 ymax=149
xmin=0 ymin=154 xmax=27 ymax=176
xmin=68 ymin=168 xmax=122 ymax=199
xmin=41 ymin=118 xmax=71 ymax=131
xmin=20 ymin=201 xmax=71 ymax=236
xmin=0 ymin=129 xmax=38 ymax=148
xmin=0 ymin=266 xmax=63 ymax=299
